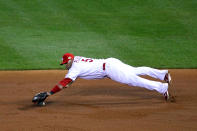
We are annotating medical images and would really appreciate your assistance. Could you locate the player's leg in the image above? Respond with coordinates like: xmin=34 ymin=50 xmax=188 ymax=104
xmin=133 ymin=67 xmax=168 ymax=81
xmin=105 ymin=58 xmax=168 ymax=94
xmin=108 ymin=69 xmax=168 ymax=94
xmin=125 ymin=74 xmax=168 ymax=94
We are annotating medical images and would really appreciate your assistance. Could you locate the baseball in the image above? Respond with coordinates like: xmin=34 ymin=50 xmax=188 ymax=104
xmin=38 ymin=101 xmax=45 ymax=106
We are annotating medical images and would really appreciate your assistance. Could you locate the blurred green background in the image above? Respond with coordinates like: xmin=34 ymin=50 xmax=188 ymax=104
xmin=0 ymin=0 xmax=196 ymax=70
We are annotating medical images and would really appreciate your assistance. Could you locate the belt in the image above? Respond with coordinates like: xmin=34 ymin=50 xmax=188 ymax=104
xmin=103 ymin=63 xmax=106 ymax=70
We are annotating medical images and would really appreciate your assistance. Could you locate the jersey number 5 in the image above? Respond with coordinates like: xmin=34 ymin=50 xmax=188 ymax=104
xmin=81 ymin=58 xmax=93 ymax=62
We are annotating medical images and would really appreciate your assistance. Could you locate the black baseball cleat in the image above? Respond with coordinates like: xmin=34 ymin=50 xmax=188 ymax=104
xmin=164 ymin=72 xmax=171 ymax=84
xmin=163 ymin=91 xmax=170 ymax=101
xmin=163 ymin=72 xmax=171 ymax=101
xmin=163 ymin=72 xmax=176 ymax=102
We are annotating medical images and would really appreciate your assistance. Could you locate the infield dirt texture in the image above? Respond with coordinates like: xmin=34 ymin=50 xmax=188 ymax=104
xmin=0 ymin=0 xmax=197 ymax=130
xmin=0 ymin=69 xmax=197 ymax=130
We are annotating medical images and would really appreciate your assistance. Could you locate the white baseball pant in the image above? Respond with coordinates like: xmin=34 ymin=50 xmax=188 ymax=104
xmin=105 ymin=58 xmax=168 ymax=94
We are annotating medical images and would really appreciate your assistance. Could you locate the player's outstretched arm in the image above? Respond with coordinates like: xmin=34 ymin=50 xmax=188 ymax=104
xmin=49 ymin=78 xmax=73 ymax=95
xmin=32 ymin=78 xmax=73 ymax=106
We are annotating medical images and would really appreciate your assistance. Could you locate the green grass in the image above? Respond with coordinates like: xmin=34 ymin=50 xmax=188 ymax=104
xmin=0 ymin=0 xmax=197 ymax=69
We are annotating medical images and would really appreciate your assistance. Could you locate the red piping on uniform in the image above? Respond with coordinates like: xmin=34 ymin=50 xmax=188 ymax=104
xmin=103 ymin=63 xmax=106 ymax=70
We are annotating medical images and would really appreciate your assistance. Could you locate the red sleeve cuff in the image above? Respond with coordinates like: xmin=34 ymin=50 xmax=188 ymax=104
xmin=59 ymin=78 xmax=72 ymax=87
xmin=50 ymin=78 xmax=73 ymax=94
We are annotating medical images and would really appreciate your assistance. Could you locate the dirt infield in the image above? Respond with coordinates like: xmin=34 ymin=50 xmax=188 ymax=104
xmin=0 ymin=69 xmax=197 ymax=131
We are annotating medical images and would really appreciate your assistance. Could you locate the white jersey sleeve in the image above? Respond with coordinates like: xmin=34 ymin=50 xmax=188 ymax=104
xmin=65 ymin=61 xmax=81 ymax=81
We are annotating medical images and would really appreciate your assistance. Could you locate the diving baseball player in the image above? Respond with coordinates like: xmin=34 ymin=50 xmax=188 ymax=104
xmin=32 ymin=53 xmax=174 ymax=106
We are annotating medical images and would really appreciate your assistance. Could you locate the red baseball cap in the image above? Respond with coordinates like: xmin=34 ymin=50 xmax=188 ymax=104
xmin=60 ymin=53 xmax=74 ymax=65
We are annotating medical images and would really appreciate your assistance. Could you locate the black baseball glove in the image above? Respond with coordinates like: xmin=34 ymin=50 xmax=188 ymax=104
xmin=32 ymin=92 xmax=49 ymax=104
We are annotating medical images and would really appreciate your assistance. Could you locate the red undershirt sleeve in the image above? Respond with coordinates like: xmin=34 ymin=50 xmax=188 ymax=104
xmin=50 ymin=78 xmax=73 ymax=95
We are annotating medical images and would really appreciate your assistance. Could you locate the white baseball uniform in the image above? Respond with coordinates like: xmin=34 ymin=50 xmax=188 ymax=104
xmin=65 ymin=56 xmax=168 ymax=94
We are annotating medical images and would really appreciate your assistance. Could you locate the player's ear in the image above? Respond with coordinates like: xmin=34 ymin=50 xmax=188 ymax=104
xmin=67 ymin=59 xmax=74 ymax=67
xmin=68 ymin=59 xmax=72 ymax=64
